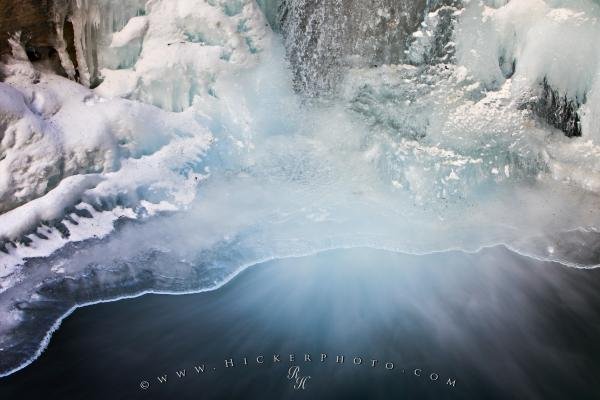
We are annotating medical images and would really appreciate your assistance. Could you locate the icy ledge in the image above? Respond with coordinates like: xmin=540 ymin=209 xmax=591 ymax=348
xmin=0 ymin=53 xmax=212 ymax=289
xmin=0 ymin=0 xmax=273 ymax=294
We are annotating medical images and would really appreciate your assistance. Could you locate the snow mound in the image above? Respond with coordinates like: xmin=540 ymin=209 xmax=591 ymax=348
xmin=0 ymin=42 xmax=213 ymax=280
xmin=455 ymin=0 xmax=600 ymax=140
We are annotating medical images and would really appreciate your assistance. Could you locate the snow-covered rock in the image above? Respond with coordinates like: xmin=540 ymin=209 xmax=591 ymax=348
xmin=0 ymin=39 xmax=213 ymax=253
xmin=454 ymin=0 xmax=600 ymax=139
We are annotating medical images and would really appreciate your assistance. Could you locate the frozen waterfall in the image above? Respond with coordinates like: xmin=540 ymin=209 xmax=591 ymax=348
xmin=2 ymin=0 xmax=600 ymax=377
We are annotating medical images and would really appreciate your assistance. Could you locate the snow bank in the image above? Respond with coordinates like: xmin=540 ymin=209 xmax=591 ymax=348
xmin=454 ymin=0 xmax=600 ymax=139
xmin=1 ymin=44 xmax=211 ymax=211
xmin=0 ymin=40 xmax=213 ymax=280
xmin=0 ymin=175 xmax=102 ymax=240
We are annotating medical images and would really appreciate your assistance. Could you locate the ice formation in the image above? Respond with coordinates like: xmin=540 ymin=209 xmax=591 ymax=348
xmin=1 ymin=0 xmax=600 ymax=377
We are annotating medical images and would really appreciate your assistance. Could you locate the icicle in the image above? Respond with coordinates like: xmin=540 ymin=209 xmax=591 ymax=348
xmin=48 ymin=0 xmax=77 ymax=81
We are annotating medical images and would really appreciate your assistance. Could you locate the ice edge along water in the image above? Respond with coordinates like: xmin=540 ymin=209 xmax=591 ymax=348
xmin=2 ymin=0 xmax=600 ymax=377
xmin=0 ymin=242 xmax=582 ymax=379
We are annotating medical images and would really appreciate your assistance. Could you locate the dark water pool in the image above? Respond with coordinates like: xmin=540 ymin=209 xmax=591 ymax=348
xmin=1 ymin=247 xmax=599 ymax=399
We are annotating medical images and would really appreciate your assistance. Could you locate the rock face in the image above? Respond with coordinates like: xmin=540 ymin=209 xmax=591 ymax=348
xmin=534 ymin=79 xmax=583 ymax=138
xmin=273 ymin=0 xmax=428 ymax=95
xmin=0 ymin=0 xmax=78 ymax=80
xmin=0 ymin=1 xmax=56 ymax=56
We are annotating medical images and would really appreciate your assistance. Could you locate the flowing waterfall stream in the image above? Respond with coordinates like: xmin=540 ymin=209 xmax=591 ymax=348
xmin=1 ymin=0 xmax=600 ymax=379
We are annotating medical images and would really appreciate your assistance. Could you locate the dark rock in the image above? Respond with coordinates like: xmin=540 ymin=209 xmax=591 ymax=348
xmin=272 ymin=0 xmax=428 ymax=96
xmin=0 ymin=0 xmax=79 ymax=81
xmin=72 ymin=207 xmax=93 ymax=219
xmin=53 ymin=221 xmax=70 ymax=239
xmin=0 ymin=0 xmax=56 ymax=57
xmin=414 ymin=1 xmax=463 ymax=65
xmin=533 ymin=78 xmax=583 ymax=138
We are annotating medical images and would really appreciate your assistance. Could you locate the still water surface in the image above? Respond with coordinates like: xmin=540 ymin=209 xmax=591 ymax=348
xmin=0 ymin=247 xmax=599 ymax=399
